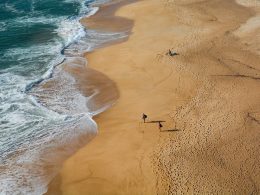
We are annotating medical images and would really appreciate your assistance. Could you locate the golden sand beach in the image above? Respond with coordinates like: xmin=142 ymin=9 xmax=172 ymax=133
xmin=47 ymin=0 xmax=260 ymax=194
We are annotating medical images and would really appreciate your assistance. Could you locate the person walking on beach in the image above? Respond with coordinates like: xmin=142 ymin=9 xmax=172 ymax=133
xmin=142 ymin=113 xmax=148 ymax=123
xmin=159 ymin=122 xmax=163 ymax=131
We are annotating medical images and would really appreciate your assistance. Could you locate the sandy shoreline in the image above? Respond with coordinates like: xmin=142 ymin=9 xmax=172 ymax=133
xmin=47 ymin=0 xmax=260 ymax=194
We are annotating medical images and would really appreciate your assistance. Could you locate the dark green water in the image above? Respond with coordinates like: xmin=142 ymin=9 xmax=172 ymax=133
xmin=0 ymin=0 xmax=110 ymax=194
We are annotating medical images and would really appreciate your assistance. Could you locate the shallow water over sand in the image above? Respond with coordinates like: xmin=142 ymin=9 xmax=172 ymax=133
xmin=0 ymin=0 xmax=127 ymax=194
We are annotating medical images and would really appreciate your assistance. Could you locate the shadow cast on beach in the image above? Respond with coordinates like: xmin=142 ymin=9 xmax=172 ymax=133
xmin=146 ymin=120 xmax=166 ymax=123
xmin=160 ymin=129 xmax=181 ymax=132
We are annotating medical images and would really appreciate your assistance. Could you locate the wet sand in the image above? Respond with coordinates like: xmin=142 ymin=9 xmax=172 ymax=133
xmin=47 ymin=0 xmax=260 ymax=194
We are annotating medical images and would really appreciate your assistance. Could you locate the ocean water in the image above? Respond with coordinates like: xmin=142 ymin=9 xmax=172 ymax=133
xmin=0 ymin=0 xmax=127 ymax=194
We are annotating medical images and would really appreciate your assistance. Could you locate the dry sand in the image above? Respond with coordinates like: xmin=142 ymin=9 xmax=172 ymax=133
xmin=47 ymin=0 xmax=260 ymax=194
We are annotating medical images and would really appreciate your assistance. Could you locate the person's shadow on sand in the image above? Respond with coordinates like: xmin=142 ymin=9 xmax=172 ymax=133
xmin=160 ymin=128 xmax=181 ymax=132
xmin=141 ymin=114 xmax=181 ymax=132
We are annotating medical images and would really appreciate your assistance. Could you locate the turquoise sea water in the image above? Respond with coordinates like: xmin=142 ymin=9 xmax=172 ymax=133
xmin=0 ymin=0 xmax=126 ymax=194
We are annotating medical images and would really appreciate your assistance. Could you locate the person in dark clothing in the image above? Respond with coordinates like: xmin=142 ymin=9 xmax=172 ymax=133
xmin=142 ymin=113 xmax=148 ymax=123
xmin=159 ymin=122 xmax=163 ymax=131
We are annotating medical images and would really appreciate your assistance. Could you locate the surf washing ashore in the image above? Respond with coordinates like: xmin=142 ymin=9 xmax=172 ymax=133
xmin=0 ymin=0 xmax=260 ymax=194
xmin=47 ymin=0 xmax=260 ymax=194
xmin=0 ymin=0 xmax=129 ymax=194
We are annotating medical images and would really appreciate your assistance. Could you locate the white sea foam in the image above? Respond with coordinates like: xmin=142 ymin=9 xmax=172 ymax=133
xmin=0 ymin=113 xmax=97 ymax=195
xmin=0 ymin=21 xmax=7 ymax=32
xmin=4 ymin=3 xmax=25 ymax=14
xmin=0 ymin=69 xmax=98 ymax=195
xmin=57 ymin=19 xmax=86 ymax=46
xmin=0 ymin=0 xmax=128 ymax=194
xmin=64 ymin=30 xmax=128 ymax=56
xmin=56 ymin=6 xmax=100 ymax=47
